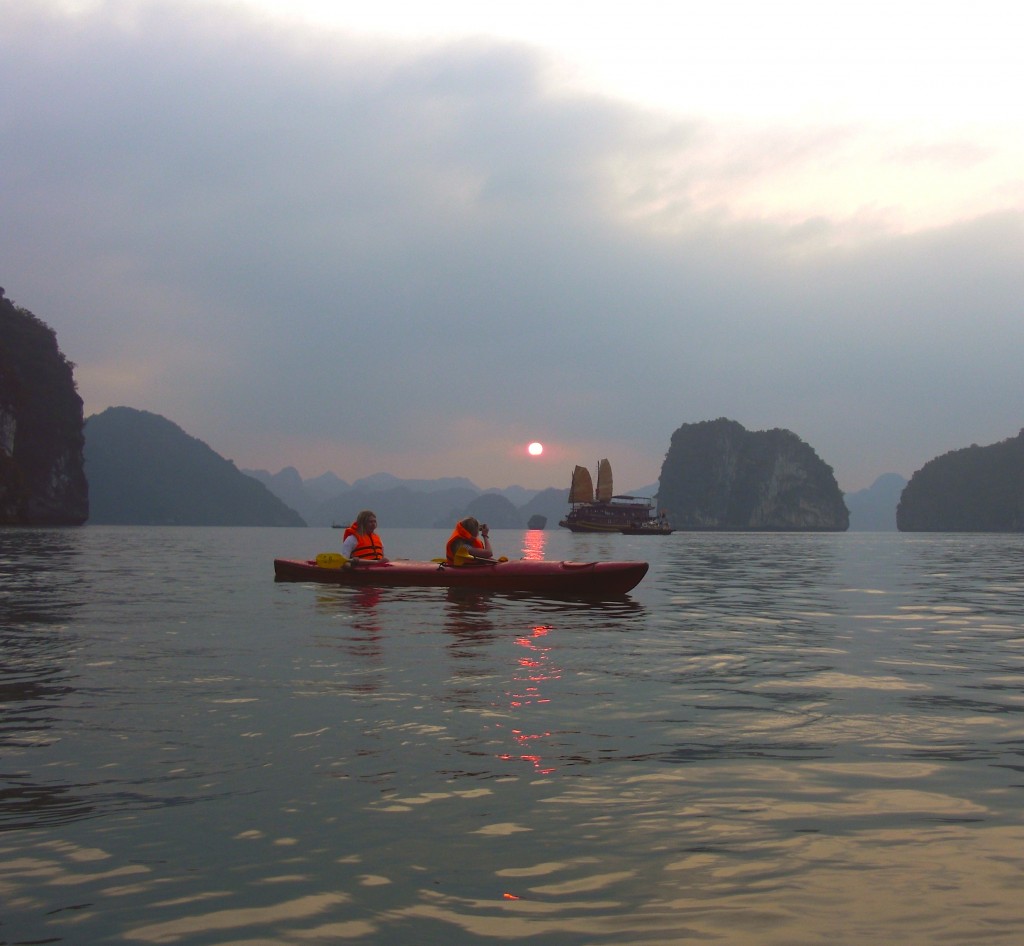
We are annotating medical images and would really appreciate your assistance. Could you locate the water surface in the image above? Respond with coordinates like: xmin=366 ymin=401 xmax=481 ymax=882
xmin=2 ymin=527 xmax=1023 ymax=944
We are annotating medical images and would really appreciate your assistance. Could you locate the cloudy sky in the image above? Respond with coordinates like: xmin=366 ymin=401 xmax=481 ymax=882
xmin=3 ymin=0 xmax=1021 ymax=492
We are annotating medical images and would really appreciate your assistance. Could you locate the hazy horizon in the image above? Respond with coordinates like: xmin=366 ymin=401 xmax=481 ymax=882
xmin=246 ymin=458 xmax=904 ymax=498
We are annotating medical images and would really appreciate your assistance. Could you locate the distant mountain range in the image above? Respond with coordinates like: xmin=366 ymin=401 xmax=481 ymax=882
xmin=244 ymin=465 xmax=661 ymax=530
xmin=845 ymin=473 xmax=907 ymax=531
xmin=82 ymin=406 xmax=660 ymax=528
xmin=82 ymin=404 xmax=909 ymax=530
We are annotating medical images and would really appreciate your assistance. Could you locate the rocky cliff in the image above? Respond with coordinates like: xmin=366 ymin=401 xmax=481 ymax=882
xmin=897 ymin=430 xmax=1024 ymax=532
xmin=658 ymin=418 xmax=849 ymax=531
xmin=0 ymin=290 xmax=88 ymax=525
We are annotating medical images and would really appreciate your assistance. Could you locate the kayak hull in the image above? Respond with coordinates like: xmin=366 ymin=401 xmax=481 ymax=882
xmin=273 ymin=558 xmax=649 ymax=596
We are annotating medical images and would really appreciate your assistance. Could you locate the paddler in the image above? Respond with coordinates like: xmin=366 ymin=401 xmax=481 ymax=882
xmin=341 ymin=510 xmax=389 ymax=565
xmin=445 ymin=516 xmax=495 ymax=565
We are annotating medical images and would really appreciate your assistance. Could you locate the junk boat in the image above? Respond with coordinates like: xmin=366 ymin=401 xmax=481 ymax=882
xmin=558 ymin=459 xmax=672 ymax=534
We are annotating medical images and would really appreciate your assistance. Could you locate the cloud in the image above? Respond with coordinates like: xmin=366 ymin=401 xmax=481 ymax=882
xmin=2 ymin=0 xmax=1022 ymax=491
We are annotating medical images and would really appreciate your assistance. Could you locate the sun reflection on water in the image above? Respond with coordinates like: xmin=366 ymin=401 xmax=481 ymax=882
xmin=499 ymin=625 xmax=559 ymax=775
xmin=520 ymin=530 xmax=547 ymax=561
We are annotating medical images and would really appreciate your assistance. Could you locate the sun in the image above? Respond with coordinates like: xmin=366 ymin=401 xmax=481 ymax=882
xmin=528 ymin=441 xmax=544 ymax=456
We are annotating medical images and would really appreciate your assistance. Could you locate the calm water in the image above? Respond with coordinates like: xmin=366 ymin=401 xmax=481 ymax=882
xmin=2 ymin=526 xmax=1023 ymax=945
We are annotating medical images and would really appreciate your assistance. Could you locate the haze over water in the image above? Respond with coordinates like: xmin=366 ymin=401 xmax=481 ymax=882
xmin=2 ymin=526 xmax=1023 ymax=944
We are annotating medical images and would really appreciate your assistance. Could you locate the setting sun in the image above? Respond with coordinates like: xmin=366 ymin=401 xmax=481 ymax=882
xmin=528 ymin=442 xmax=544 ymax=456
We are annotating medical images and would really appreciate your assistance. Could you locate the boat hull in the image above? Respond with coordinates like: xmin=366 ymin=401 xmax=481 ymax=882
xmin=559 ymin=498 xmax=661 ymax=533
xmin=558 ymin=520 xmax=624 ymax=533
xmin=273 ymin=558 xmax=649 ymax=596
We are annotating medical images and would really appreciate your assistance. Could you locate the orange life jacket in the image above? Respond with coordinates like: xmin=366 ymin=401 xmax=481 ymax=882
xmin=445 ymin=522 xmax=483 ymax=565
xmin=343 ymin=523 xmax=384 ymax=560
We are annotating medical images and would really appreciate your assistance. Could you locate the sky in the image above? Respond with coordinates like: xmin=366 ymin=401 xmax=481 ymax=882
xmin=3 ymin=0 xmax=1022 ymax=492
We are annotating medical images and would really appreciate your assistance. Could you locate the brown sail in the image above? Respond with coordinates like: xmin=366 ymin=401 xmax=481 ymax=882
xmin=595 ymin=458 xmax=613 ymax=503
xmin=568 ymin=465 xmax=595 ymax=504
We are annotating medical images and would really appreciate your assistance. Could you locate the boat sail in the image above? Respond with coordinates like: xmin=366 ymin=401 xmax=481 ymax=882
xmin=568 ymin=465 xmax=595 ymax=504
xmin=559 ymin=459 xmax=671 ymax=534
xmin=595 ymin=458 xmax=613 ymax=503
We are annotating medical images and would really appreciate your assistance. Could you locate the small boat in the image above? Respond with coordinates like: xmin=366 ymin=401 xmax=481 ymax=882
xmin=619 ymin=509 xmax=673 ymax=535
xmin=273 ymin=557 xmax=649 ymax=596
xmin=559 ymin=459 xmax=666 ymax=534
xmin=620 ymin=517 xmax=674 ymax=536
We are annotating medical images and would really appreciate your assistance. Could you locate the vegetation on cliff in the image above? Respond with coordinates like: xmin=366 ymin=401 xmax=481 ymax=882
xmin=658 ymin=418 xmax=848 ymax=531
xmin=84 ymin=407 xmax=305 ymax=526
xmin=897 ymin=430 xmax=1024 ymax=532
xmin=0 ymin=290 xmax=88 ymax=524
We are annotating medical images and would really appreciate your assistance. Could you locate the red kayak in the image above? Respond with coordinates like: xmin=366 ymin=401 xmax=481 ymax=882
xmin=273 ymin=557 xmax=649 ymax=596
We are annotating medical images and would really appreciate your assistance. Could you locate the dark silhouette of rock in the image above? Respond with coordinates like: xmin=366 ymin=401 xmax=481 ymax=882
xmin=0 ymin=292 xmax=88 ymax=524
xmin=845 ymin=473 xmax=907 ymax=531
xmin=458 ymin=492 xmax=522 ymax=529
xmin=658 ymin=418 xmax=848 ymax=531
xmin=527 ymin=514 xmax=547 ymax=529
xmin=84 ymin=407 xmax=305 ymax=525
xmin=512 ymin=488 xmax=564 ymax=528
xmin=897 ymin=430 xmax=1024 ymax=531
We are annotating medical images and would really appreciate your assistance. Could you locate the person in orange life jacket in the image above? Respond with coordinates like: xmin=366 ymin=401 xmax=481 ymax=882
xmin=341 ymin=510 xmax=389 ymax=565
xmin=445 ymin=517 xmax=494 ymax=565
